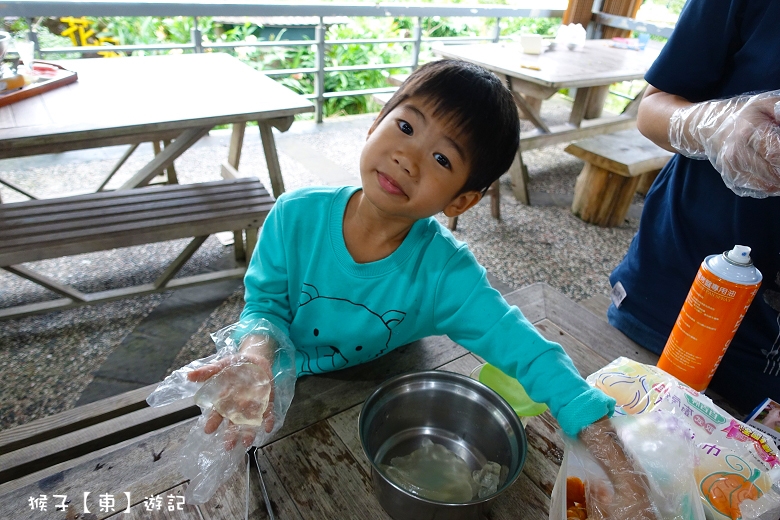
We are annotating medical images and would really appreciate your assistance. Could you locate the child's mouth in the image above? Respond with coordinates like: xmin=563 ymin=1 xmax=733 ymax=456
xmin=377 ymin=172 xmax=406 ymax=196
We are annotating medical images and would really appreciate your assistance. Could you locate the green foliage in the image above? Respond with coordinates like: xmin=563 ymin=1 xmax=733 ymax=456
xmin=34 ymin=12 xmax=561 ymax=117
xmin=395 ymin=16 xmax=483 ymax=38
xmin=603 ymin=80 xmax=645 ymax=114
xmin=4 ymin=22 xmax=78 ymax=60
xmin=2 ymin=17 xmax=29 ymax=34
xmin=87 ymin=16 xmax=214 ymax=49
xmin=644 ymin=0 xmax=686 ymax=16
xmin=322 ymin=19 xmax=408 ymax=115
xmin=35 ymin=27 xmax=78 ymax=58
xmin=502 ymin=16 xmax=561 ymax=37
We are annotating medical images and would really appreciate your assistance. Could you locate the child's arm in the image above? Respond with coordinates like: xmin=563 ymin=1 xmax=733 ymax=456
xmin=188 ymin=195 xmax=294 ymax=449
xmin=579 ymin=418 xmax=659 ymax=520
xmin=239 ymin=196 xmax=295 ymax=334
xmin=431 ymin=248 xmax=614 ymax=436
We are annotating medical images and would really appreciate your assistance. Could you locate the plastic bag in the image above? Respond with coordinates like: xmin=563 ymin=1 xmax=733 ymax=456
xmin=587 ymin=357 xmax=780 ymax=520
xmin=147 ymin=318 xmax=297 ymax=504
xmin=554 ymin=23 xmax=586 ymax=51
xmin=668 ymin=89 xmax=780 ymax=198
xmin=654 ymin=383 xmax=780 ymax=520
xmin=567 ymin=411 xmax=706 ymax=520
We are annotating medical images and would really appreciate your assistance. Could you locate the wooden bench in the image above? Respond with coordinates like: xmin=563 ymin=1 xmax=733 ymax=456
xmin=0 ymin=381 xmax=198 ymax=484
xmin=565 ymin=128 xmax=673 ymax=227
xmin=0 ymin=177 xmax=275 ymax=320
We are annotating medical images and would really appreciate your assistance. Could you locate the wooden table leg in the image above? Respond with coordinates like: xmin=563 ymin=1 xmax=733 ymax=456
xmin=510 ymin=91 xmax=551 ymax=134
xmin=221 ymin=122 xmax=246 ymax=180
xmin=118 ymin=127 xmax=211 ymax=190
xmin=258 ymin=121 xmax=286 ymax=199
xmin=488 ymin=179 xmax=500 ymax=220
xmin=584 ymin=85 xmax=610 ymax=120
xmin=162 ymin=140 xmax=178 ymax=184
xmin=569 ymin=87 xmax=593 ymax=127
xmin=219 ymin=122 xmax=250 ymax=261
xmin=508 ymin=149 xmax=530 ymax=205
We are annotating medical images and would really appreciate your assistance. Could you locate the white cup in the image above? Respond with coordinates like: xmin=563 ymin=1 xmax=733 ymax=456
xmin=520 ymin=34 xmax=543 ymax=55
xmin=14 ymin=40 xmax=35 ymax=72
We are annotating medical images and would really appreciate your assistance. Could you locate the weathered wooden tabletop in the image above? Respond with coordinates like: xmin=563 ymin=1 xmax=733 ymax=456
xmin=433 ymin=40 xmax=662 ymax=92
xmin=434 ymin=40 xmax=664 ymax=205
xmin=0 ymin=52 xmax=314 ymax=196
xmin=0 ymin=53 xmax=313 ymax=156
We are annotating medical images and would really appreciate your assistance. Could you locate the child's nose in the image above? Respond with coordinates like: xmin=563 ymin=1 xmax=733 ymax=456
xmin=393 ymin=149 xmax=419 ymax=177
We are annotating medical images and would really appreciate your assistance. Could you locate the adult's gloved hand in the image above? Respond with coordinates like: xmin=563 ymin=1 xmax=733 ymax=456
xmin=669 ymin=89 xmax=780 ymax=198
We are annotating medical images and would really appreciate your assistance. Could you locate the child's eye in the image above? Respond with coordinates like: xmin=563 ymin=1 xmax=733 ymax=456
xmin=398 ymin=120 xmax=413 ymax=135
xmin=434 ymin=153 xmax=451 ymax=169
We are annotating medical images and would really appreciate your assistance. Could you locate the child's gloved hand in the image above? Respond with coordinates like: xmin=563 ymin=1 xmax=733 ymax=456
xmin=187 ymin=351 xmax=275 ymax=450
xmin=146 ymin=319 xmax=297 ymax=504
xmin=669 ymin=89 xmax=780 ymax=198
xmin=578 ymin=418 xmax=659 ymax=520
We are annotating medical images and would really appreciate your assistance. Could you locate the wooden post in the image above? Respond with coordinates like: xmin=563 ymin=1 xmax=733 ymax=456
xmin=563 ymin=0 xmax=596 ymax=26
xmin=600 ymin=0 xmax=643 ymax=39
xmin=259 ymin=121 xmax=285 ymax=198
xmin=162 ymin=140 xmax=178 ymax=184
xmin=572 ymin=163 xmax=640 ymax=227
xmin=584 ymin=86 xmax=610 ymax=120
xmin=583 ymin=0 xmax=643 ymax=116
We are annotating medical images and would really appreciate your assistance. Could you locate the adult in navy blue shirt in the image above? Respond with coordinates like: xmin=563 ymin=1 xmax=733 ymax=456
xmin=608 ymin=0 xmax=780 ymax=415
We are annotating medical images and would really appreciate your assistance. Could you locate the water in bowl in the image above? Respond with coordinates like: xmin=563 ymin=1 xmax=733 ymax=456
xmin=377 ymin=436 xmax=507 ymax=503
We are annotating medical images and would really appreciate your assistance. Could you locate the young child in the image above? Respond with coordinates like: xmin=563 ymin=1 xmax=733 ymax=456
xmin=186 ymin=60 xmax=662 ymax=518
xmin=191 ymin=59 xmax=614 ymax=447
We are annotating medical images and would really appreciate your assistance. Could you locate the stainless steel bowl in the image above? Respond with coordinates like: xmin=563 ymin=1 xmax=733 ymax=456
xmin=359 ymin=370 xmax=527 ymax=520
xmin=0 ymin=32 xmax=10 ymax=61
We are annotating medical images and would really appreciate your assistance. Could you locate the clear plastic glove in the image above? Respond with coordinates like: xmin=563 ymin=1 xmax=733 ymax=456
xmin=577 ymin=418 xmax=659 ymax=520
xmin=669 ymin=89 xmax=780 ymax=198
xmin=147 ymin=319 xmax=297 ymax=504
xmin=572 ymin=411 xmax=705 ymax=520
xmin=189 ymin=344 xmax=275 ymax=450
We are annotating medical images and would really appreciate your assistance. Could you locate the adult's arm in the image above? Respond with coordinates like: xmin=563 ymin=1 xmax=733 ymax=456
xmin=636 ymin=85 xmax=695 ymax=153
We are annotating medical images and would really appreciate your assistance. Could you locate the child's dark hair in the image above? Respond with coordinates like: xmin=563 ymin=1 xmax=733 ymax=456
xmin=373 ymin=59 xmax=520 ymax=195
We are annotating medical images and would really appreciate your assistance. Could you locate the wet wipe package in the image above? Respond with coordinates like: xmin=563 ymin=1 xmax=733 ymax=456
xmin=147 ymin=319 xmax=297 ymax=504
xmin=574 ymin=358 xmax=780 ymax=520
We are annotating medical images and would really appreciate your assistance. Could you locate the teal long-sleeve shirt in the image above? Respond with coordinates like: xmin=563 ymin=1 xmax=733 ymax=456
xmin=240 ymin=186 xmax=614 ymax=435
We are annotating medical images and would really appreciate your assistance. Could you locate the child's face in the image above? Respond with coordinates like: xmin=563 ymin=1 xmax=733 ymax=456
xmin=359 ymin=98 xmax=481 ymax=221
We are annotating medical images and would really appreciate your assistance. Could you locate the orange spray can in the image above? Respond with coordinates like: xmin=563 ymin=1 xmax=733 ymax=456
xmin=657 ymin=245 xmax=762 ymax=391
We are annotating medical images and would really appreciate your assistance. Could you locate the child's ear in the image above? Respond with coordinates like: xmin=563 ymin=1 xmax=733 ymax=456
xmin=443 ymin=190 xmax=482 ymax=217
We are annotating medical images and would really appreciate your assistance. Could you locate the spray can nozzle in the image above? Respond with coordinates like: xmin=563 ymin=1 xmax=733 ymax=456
xmin=726 ymin=245 xmax=752 ymax=265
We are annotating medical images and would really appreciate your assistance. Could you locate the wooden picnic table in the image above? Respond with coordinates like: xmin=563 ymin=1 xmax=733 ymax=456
xmin=0 ymin=52 xmax=314 ymax=198
xmin=433 ymin=39 xmax=663 ymax=204
xmin=0 ymin=282 xmax=739 ymax=519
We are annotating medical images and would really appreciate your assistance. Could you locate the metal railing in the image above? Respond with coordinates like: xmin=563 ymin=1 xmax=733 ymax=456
xmin=1 ymin=1 xmax=567 ymax=121
xmin=592 ymin=12 xmax=675 ymax=39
